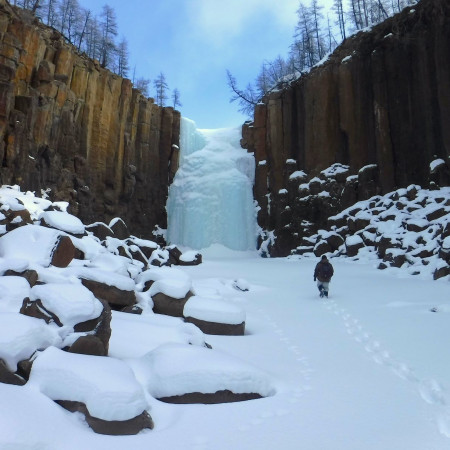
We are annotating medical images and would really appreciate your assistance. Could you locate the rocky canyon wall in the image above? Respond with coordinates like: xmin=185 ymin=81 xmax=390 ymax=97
xmin=0 ymin=1 xmax=180 ymax=238
xmin=241 ymin=0 xmax=450 ymax=255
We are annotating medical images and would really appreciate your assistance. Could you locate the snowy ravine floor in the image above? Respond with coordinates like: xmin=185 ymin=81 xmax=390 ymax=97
xmin=2 ymin=247 xmax=450 ymax=450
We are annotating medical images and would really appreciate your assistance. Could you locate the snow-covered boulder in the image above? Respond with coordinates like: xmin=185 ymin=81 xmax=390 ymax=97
xmin=0 ymin=276 xmax=31 ymax=313
xmin=383 ymin=248 xmax=407 ymax=268
xmin=126 ymin=236 xmax=158 ymax=260
xmin=323 ymin=232 xmax=344 ymax=252
xmin=28 ymin=347 xmax=153 ymax=435
xmin=0 ymin=313 xmax=61 ymax=372
xmin=136 ymin=267 xmax=193 ymax=317
xmin=4 ymin=268 xmax=39 ymax=286
xmin=1 ymin=208 xmax=33 ymax=232
xmin=85 ymin=221 xmax=114 ymax=241
xmin=183 ymin=296 xmax=246 ymax=336
xmin=152 ymin=288 xmax=193 ymax=318
xmin=345 ymin=235 xmax=365 ymax=257
xmin=109 ymin=311 xmax=205 ymax=359
xmin=179 ymin=250 xmax=202 ymax=266
xmin=109 ymin=217 xmax=129 ymax=240
xmin=71 ymin=267 xmax=137 ymax=309
xmin=17 ymin=276 xmax=113 ymax=356
xmin=129 ymin=343 xmax=275 ymax=404
xmin=40 ymin=211 xmax=85 ymax=236
xmin=0 ymin=225 xmax=74 ymax=268
xmin=136 ymin=266 xmax=191 ymax=291
xmin=25 ymin=283 xmax=103 ymax=327
xmin=313 ymin=240 xmax=332 ymax=257
xmin=166 ymin=246 xmax=202 ymax=266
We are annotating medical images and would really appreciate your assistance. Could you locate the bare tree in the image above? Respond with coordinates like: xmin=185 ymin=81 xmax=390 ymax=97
xmin=154 ymin=72 xmax=169 ymax=107
xmin=171 ymin=88 xmax=182 ymax=109
xmin=226 ymin=70 xmax=258 ymax=117
xmin=84 ymin=15 xmax=101 ymax=60
xmin=31 ymin=0 xmax=41 ymax=13
xmin=76 ymin=8 xmax=91 ymax=51
xmin=135 ymin=77 xmax=150 ymax=97
xmin=295 ymin=2 xmax=324 ymax=68
xmin=311 ymin=0 xmax=325 ymax=60
xmin=65 ymin=0 xmax=81 ymax=43
xmin=333 ymin=0 xmax=346 ymax=40
xmin=255 ymin=62 xmax=271 ymax=98
xmin=99 ymin=4 xmax=118 ymax=69
xmin=116 ymin=37 xmax=129 ymax=78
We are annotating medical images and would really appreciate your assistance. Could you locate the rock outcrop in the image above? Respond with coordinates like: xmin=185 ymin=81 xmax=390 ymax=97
xmin=0 ymin=1 xmax=180 ymax=239
xmin=241 ymin=0 xmax=450 ymax=256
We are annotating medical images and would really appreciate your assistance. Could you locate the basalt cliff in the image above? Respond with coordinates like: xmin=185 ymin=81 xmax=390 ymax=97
xmin=0 ymin=1 xmax=180 ymax=238
xmin=241 ymin=0 xmax=450 ymax=256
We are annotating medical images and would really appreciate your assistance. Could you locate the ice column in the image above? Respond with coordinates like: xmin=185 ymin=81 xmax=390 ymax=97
xmin=166 ymin=117 xmax=256 ymax=250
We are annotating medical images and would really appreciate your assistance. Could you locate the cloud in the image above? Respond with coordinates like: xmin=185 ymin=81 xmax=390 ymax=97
xmin=186 ymin=0 xmax=299 ymax=47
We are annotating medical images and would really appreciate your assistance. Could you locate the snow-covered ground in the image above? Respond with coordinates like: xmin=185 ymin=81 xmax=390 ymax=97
xmin=1 ymin=245 xmax=449 ymax=449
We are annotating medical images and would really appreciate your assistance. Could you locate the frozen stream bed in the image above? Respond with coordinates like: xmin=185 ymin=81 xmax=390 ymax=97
xmin=3 ymin=247 xmax=449 ymax=449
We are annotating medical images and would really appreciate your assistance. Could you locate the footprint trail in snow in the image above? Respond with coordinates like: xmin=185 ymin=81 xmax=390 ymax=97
xmin=323 ymin=298 xmax=450 ymax=438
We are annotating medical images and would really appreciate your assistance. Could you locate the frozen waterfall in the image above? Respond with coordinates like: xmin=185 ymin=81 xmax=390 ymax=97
xmin=166 ymin=117 xmax=257 ymax=251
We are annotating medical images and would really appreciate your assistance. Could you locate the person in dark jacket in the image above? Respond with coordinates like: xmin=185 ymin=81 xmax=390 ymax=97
xmin=314 ymin=255 xmax=334 ymax=298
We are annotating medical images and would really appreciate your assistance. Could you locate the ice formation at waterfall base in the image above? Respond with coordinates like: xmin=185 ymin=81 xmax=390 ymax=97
xmin=166 ymin=118 xmax=256 ymax=251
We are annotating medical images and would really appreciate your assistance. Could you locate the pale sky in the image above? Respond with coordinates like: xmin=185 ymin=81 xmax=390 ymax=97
xmin=80 ymin=0 xmax=333 ymax=129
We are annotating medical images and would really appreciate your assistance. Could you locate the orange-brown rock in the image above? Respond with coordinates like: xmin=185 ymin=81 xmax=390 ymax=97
xmin=81 ymin=278 xmax=136 ymax=309
xmin=0 ymin=2 xmax=180 ymax=239
xmin=50 ymin=235 xmax=75 ymax=268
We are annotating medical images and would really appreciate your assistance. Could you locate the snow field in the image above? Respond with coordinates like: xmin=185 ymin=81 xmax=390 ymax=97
xmin=0 ymin=247 xmax=449 ymax=449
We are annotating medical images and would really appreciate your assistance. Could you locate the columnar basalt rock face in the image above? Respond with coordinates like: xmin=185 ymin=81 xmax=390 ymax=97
xmin=241 ymin=0 xmax=450 ymax=256
xmin=0 ymin=2 xmax=180 ymax=238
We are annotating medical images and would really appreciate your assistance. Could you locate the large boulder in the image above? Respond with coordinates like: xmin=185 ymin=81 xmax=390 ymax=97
xmin=152 ymin=291 xmax=193 ymax=318
xmin=81 ymin=279 xmax=136 ymax=309
xmin=0 ymin=225 xmax=74 ymax=268
xmin=28 ymin=347 xmax=152 ymax=435
xmin=0 ymin=313 xmax=61 ymax=374
xmin=109 ymin=218 xmax=130 ymax=240
xmin=183 ymin=296 xmax=246 ymax=336
xmin=68 ymin=335 xmax=108 ymax=357
xmin=129 ymin=343 xmax=274 ymax=405
xmin=50 ymin=235 xmax=76 ymax=268
xmin=21 ymin=283 xmax=111 ymax=355
xmin=86 ymin=222 xmax=114 ymax=241
xmin=345 ymin=235 xmax=365 ymax=257
xmin=56 ymin=401 xmax=153 ymax=435
xmin=39 ymin=211 xmax=85 ymax=236
xmin=0 ymin=359 xmax=25 ymax=386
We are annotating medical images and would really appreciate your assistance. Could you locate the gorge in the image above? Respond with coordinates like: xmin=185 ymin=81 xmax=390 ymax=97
xmin=0 ymin=0 xmax=449 ymax=260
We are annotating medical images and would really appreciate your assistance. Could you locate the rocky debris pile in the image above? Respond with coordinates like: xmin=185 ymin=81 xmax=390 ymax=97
xmin=259 ymin=162 xmax=382 ymax=256
xmin=0 ymin=185 xmax=267 ymax=436
xmin=293 ymin=183 xmax=450 ymax=280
